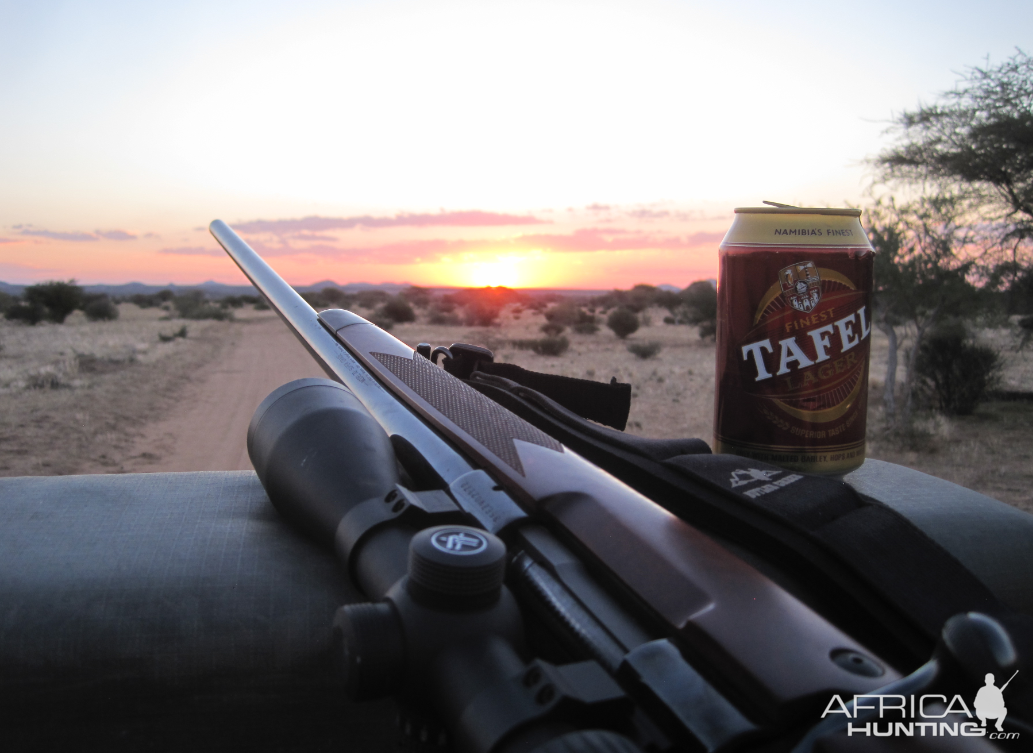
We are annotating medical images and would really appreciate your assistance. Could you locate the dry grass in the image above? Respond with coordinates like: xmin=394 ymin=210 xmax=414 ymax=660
xmin=0 ymin=304 xmax=233 ymax=475
xmin=2 ymin=300 xmax=1031 ymax=512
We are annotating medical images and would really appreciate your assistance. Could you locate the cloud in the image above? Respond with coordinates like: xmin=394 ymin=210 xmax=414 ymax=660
xmin=626 ymin=209 xmax=671 ymax=221
xmin=231 ymin=227 xmax=724 ymax=264
xmin=157 ymin=246 xmax=223 ymax=256
xmin=288 ymin=232 xmax=339 ymax=242
xmin=511 ymin=228 xmax=723 ymax=253
xmin=19 ymin=229 xmax=98 ymax=242
xmin=233 ymin=210 xmax=549 ymax=235
xmin=0 ymin=237 xmax=24 ymax=244
xmin=95 ymin=229 xmax=137 ymax=240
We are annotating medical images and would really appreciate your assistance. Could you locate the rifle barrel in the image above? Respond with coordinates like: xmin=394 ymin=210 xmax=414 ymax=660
xmin=210 ymin=219 xmax=476 ymax=485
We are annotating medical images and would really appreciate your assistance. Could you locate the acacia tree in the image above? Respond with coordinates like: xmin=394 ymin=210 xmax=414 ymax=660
xmin=871 ymin=49 xmax=1033 ymax=305
xmin=865 ymin=195 xmax=980 ymax=424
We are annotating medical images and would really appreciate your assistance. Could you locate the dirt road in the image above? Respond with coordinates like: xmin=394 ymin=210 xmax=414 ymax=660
xmin=111 ymin=315 xmax=325 ymax=473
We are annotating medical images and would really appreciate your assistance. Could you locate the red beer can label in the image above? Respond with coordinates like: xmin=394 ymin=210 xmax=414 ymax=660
xmin=714 ymin=207 xmax=874 ymax=475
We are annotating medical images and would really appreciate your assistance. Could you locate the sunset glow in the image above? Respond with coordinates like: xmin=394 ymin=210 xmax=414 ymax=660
xmin=467 ymin=257 xmax=526 ymax=288
xmin=1 ymin=1 xmax=1028 ymax=289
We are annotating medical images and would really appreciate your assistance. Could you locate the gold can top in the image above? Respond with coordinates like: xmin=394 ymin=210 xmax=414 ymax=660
xmin=722 ymin=205 xmax=872 ymax=248
xmin=734 ymin=206 xmax=862 ymax=217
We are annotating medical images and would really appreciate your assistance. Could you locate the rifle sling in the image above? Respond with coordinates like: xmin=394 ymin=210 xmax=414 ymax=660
xmin=444 ymin=359 xmax=632 ymax=431
xmin=466 ymin=370 xmax=1010 ymax=667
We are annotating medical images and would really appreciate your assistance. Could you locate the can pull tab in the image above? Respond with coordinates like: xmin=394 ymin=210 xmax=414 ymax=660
xmin=762 ymin=200 xmax=799 ymax=208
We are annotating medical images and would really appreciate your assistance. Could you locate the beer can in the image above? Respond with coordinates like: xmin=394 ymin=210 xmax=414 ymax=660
xmin=713 ymin=206 xmax=874 ymax=475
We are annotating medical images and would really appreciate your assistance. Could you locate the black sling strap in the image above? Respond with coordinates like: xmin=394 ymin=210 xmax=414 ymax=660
xmin=437 ymin=342 xmax=632 ymax=430
xmin=464 ymin=369 xmax=1009 ymax=668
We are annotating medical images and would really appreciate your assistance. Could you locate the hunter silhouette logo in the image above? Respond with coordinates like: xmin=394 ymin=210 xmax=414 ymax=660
xmin=431 ymin=529 xmax=488 ymax=556
xmin=975 ymin=671 xmax=1017 ymax=732
xmin=779 ymin=261 xmax=821 ymax=313
xmin=728 ymin=468 xmax=804 ymax=498
xmin=729 ymin=468 xmax=782 ymax=488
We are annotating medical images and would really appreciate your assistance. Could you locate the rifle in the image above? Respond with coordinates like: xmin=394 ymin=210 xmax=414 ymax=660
xmin=210 ymin=219 xmax=1028 ymax=752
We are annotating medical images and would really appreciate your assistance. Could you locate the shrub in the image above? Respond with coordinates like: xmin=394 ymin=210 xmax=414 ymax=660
xmin=401 ymin=286 xmax=433 ymax=308
xmin=355 ymin=289 xmax=391 ymax=309
xmin=299 ymin=291 xmax=329 ymax=309
xmin=159 ymin=325 xmax=188 ymax=342
xmin=540 ymin=322 xmax=566 ymax=336
xmin=916 ymin=324 xmax=1002 ymax=415
xmin=83 ymin=295 xmax=120 ymax=321
xmin=220 ymin=294 xmax=260 ymax=309
xmin=23 ymin=281 xmax=84 ymax=323
xmin=378 ymin=295 xmax=416 ymax=324
xmin=591 ymin=284 xmax=658 ymax=313
xmin=627 ymin=341 xmax=662 ymax=360
xmin=126 ymin=290 xmax=174 ymax=308
xmin=320 ymin=287 xmax=350 ymax=307
xmin=0 ymin=291 xmax=16 ymax=314
xmin=572 ymin=321 xmax=599 ymax=334
xmin=667 ymin=280 xmax=718 ymax=339
xmin=173 ymin=291 xmax=234 ymax=320
xmin=427 ymin=306 xmax=462 ymax=325
xmin=532 ymin=336 xmax=569 ymax=356
xmin=464 ymin=302 xmax=501 ymax=327
xmin=445 ymin=286 xmax=526 ymax=311
xmin=606 ymin=308 xmax=639 ymax=339
xmin=5 ymin=301 xmax=46 ymax=324
xmin=544 ymin=301 xmax=580 ymax=326
xmin=509 ymin=336 xmax=570 ymax=355
xmin=546 ymin=301 xmax=598 ymax=332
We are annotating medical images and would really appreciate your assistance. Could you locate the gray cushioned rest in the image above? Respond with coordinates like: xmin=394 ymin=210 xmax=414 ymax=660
xmin=0 ymin=471 xmax=397 ymax=751
xmin=1 ymin=464 xmax=1030 ymax=749
xmin=844 ymin=459 xmax=1033 ymax=616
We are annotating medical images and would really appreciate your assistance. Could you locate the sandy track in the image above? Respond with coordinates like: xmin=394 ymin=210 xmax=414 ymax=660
xmin=114 ymin=316 xmax=325 ymax=473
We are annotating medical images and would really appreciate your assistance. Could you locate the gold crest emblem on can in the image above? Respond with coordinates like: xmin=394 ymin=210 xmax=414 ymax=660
xmin=779 ymin=261 xmax=821 ymax=313
xmin=713 ymin=206 xmax=874 ymax=475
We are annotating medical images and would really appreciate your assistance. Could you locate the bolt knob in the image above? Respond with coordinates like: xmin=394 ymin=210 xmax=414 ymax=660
xmin=407 ymin=525 xmax=507 ymax=608
xmin=332 ymin=602 xmax=405 ymax=701
xmin=939 ymin=612 xmax=1019 ymax=683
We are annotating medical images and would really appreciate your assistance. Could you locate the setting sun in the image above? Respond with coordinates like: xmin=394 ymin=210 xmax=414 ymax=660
xmin=468 ymin=257 xmax=524 ymax=288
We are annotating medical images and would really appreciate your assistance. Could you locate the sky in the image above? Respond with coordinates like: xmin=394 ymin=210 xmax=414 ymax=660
xmin=1 ymin=0 xmax=1030 ymax=289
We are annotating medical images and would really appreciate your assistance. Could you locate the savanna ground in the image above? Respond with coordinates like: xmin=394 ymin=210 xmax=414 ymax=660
xmin=1 ymin=300 xmax=1031 ymax=515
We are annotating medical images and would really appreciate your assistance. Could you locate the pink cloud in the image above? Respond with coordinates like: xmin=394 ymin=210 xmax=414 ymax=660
xmin=157 ymin=246 xmax=223 ymax=256
xmin=287 ymin=232 xmax=338 ymax=242
xmin=233 ymin=210 xmax=549 ymax=235
xmin=20 ymin=229 xmax=97 ymax=242
xmin=0 ymin=237 xmax=24 ymax=244
xmin=95 ymin=229 xmax=137 ymax=240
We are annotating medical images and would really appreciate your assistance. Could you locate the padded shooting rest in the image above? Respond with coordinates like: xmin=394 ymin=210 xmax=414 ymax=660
xmin=0 ymin=463 xmax=1031 ymax=750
